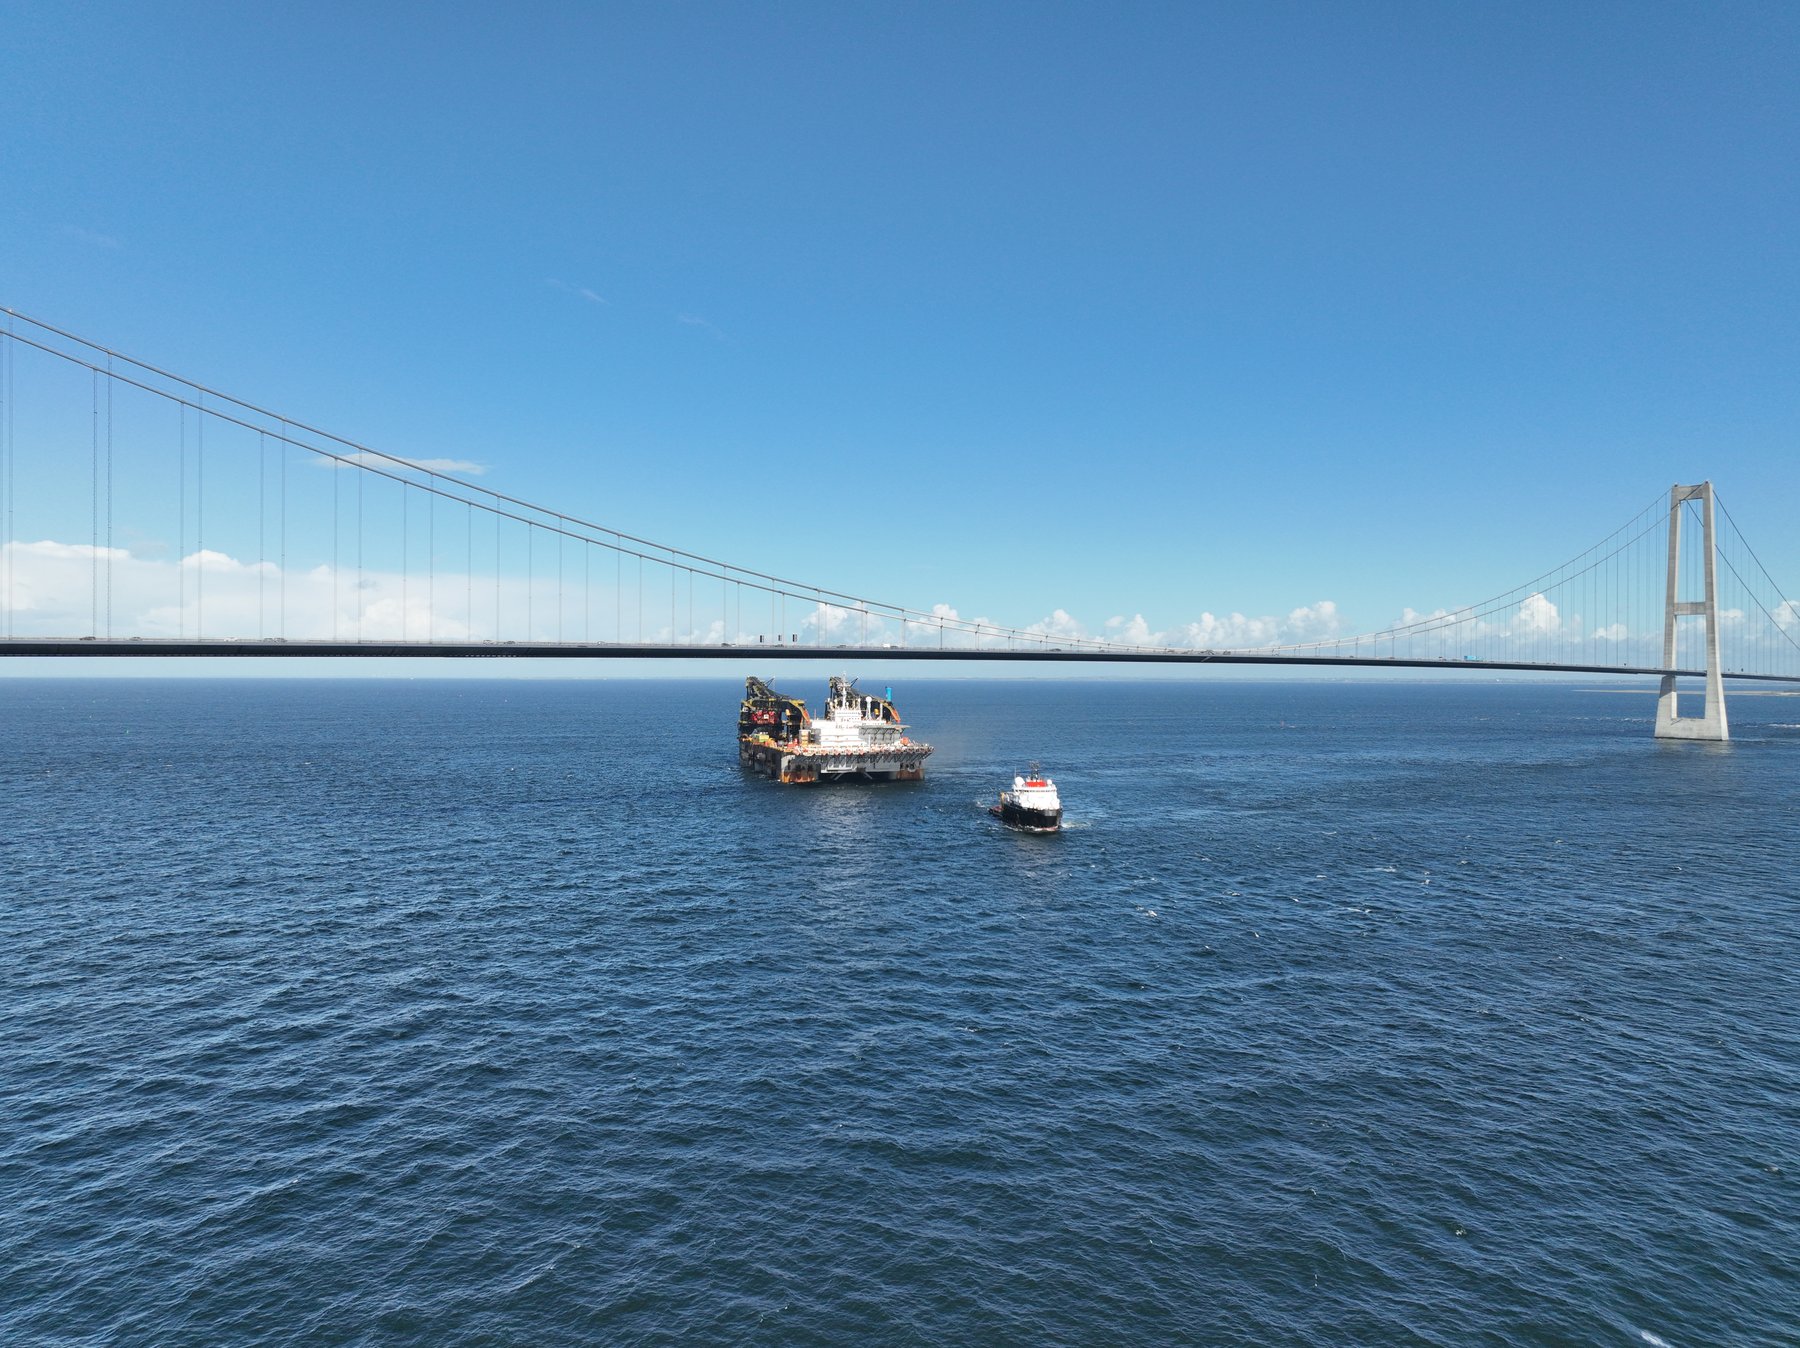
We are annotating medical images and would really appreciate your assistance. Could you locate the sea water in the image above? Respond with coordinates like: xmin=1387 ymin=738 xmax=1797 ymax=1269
xmin=3 ymin=678 xmax=1796 ymax=1345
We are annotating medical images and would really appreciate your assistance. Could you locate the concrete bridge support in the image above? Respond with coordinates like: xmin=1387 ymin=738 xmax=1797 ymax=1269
xmin=1654 ymin=481 xmax=1729 ymax=742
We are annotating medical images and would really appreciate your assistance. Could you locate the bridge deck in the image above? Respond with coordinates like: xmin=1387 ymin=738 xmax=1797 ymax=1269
xmin=4 ymin=638 xmax=1797 ymax=682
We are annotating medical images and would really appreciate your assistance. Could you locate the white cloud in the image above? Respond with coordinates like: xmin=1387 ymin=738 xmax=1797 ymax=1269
xmin=1511 ymin=592 xmax=1561 ymax=634
xmin=12 ymin=540 xmax=129 ymax=564
xmin=1024 ymin=608 xmax=1085 ymax=641
xmin=1105 ymin=613 xmax=1153 ymax=644
xmin=802 ymin=601 xmax=876 ymax=640
xmin=1170 ymin=611 xmax=1281 ymax=649
xmin=1364 ymin=595 xmax=1691 ymax=664
xmin=901 ymin=602 xmax=1005 ymax=645
xmin=676 ymin=313 xmax=729 ymax=342
xmin=28 ymin=537 xmax=1760 ymax=674
xmin=0 ymin=539 xmax=614 ymax=642
xmin=1285 ymin=600 xmax=1341 ymax=639
xmin=803 ymin=601 xmax=853 ymax=637
xmin=547 ymin=278 xmax=607 ymax=305
xmin=66 ymin=225 xmax=121 ymax=249
xmin=319 ymin=451 xmax=488 ymax=476
xmin=1074 ymin=600 xmax=1348 ymax=650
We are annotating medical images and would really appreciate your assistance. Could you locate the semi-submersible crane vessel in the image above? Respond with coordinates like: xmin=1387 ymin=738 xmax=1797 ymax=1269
xmin=738 ymin=676 xmax=932 ymax=783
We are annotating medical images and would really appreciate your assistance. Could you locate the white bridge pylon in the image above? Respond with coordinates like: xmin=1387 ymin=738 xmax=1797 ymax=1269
xmin=1655 ymin=482 xmax=1729 ymax=743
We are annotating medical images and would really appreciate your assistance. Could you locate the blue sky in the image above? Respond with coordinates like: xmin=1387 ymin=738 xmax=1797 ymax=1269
xmin=2 ymin=1 xmax=1797 ymax=671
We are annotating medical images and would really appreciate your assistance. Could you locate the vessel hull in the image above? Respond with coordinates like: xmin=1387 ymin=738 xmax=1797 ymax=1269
xmin=990 ymin=801 xmax=1062 ymax=833
xmin=741 ymin=740 xmax=928 ymax=784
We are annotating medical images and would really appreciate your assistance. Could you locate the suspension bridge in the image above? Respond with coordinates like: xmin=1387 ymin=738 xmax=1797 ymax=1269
xmin=3 ymin=308 xmax=1798 ymax=741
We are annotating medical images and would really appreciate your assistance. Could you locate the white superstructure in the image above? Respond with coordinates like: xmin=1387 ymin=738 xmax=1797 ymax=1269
xmin=1004 ymin=774 xmax=1061 ymax=812
xmin=739 ymin=676 xmax=931 ymax=783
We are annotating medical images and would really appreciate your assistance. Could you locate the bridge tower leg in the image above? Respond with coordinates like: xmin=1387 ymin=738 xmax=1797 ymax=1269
xmin=1654 ymin=481 xmax=1729 ymax=742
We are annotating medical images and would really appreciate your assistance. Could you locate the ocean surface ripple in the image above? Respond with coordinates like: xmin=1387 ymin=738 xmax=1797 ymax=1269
xmin=3 ymin=679 xmax=1796 ymax=1346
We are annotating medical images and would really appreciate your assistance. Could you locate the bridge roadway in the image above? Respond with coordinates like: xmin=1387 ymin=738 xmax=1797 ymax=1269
xmin=5 ymin=638 xmax=1799 ymax=682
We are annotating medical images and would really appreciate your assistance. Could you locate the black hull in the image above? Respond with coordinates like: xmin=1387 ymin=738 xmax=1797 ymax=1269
xmin=741 ymin=739 xmax=927 ymax=783
xmin=989 ymin=802 xmax=1062 ymax=833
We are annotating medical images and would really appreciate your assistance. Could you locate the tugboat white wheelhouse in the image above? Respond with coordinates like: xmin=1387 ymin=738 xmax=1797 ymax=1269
xmin=738 ymin=676 xmax=933 ymax=784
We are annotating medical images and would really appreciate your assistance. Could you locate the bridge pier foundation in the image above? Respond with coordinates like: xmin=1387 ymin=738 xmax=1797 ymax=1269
xmin=1654 ymin=481 xmax=1729 ymax=742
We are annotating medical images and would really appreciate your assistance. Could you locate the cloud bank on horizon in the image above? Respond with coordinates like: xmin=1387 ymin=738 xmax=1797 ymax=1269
xmin=2 ymin=537 xmax=1733 ymax=666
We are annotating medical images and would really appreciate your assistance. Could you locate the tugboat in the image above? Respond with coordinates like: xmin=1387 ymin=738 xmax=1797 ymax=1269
xmin=990 ymin=768 xmax=1063 ymax=833
xmin=738 ymin=676 xmax=932 ymax=784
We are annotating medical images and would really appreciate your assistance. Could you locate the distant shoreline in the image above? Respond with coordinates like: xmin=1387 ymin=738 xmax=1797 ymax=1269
xmin=1578 ymin=687 xmax=1800 ymax=697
